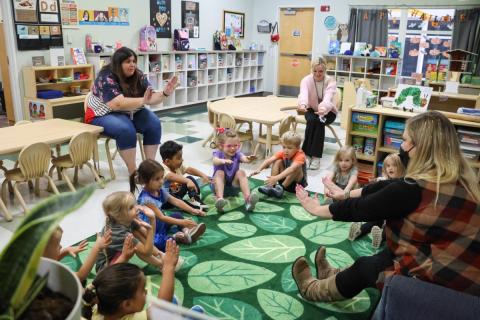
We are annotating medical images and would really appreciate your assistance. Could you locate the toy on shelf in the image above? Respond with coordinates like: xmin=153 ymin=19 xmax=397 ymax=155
xmin=139 ymin=25 xmax=157 ymax=52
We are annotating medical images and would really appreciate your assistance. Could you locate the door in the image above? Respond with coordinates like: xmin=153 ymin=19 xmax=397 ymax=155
xmin=0 ymin=23 xmax=15 ymax=123
xmin=277 ymin=7 xmax=314 ymax=96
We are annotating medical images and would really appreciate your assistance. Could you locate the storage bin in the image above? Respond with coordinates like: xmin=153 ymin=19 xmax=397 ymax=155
xmin=352 ymin=112 xmax=379 ymax=134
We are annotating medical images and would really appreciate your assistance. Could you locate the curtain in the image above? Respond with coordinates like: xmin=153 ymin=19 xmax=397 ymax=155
xmin=347 ymin=8 xmax=388 ymax=49
xmin=452 ymin=8 xmax=480 ymax=76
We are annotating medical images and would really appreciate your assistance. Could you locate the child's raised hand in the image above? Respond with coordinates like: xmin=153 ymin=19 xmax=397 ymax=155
xmin=134 ymin=218 xmax=152 ymax=230
xmin=62 ymin=239 xmax=88 ymax=258
xmin=182 ymin=218 xmax=197 ymax=229
xmin=137 ymin=204 xmax=155 ymax=220
xmin=163 ymin=239 xmax=179 ymax=271
xmin=120 ymin=233 xmax=136 ymax=261
xmin=94 ymin=229 xmax=112 ymax=250
xmin=223 ymin=159 xmax=233 ymax=165
xmin=191 ymin=208 xmax=206 ymax=217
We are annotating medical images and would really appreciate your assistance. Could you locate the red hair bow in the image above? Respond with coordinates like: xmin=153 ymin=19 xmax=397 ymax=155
xmin=216 ymin=127 xmax=229 ymax=134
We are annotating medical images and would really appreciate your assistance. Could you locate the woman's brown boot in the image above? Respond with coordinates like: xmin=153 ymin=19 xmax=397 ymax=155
xmin=315 ymin=246 xmax=341 ymax=279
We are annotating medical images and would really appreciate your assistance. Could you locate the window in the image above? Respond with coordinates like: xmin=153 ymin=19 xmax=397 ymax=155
xmin=387 ymin=8 xmax=454 ymax=78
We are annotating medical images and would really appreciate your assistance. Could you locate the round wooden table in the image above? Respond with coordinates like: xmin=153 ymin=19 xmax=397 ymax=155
xmin=208 ymin=96 xmax=297 ymax=156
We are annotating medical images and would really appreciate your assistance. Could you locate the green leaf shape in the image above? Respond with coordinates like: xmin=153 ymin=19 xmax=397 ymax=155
xmin=193 ymin=296 xmax=262 ymax=320
xmin=218 ymin=223 xmax=257 ymax=237
xmin=305 ymin=289 xmax=371 ymax=314
xmin=289 ymin=205 xmax=317 ymax=221
xmin=221 ymin=235 xmax=305 ymax=263
xmin=281 ymin=264 xmax=316 ymax=293
xmin=249 ymin=214 xmax=297 ymax=234
xmin=218 ymin=211 xmax=245 ymax=221
xmin=351 ymin=237 xmax=382 ymax=257
xmin=250 ymin=201 xmax=284 ymax=213
xmin=188 ymin=260 xmax=275 ymax=294
xmin=179 ymin=251 xmax=198 ymax=270
xmin=257 ymin=289 xmax=304 ymax=320
xmin=300 ymin=221 xmax=350 ymax=245
xmin=309 ymin=247 xmax=354 ymax=269
xmin=0 ymin=185 xmax=96 ymax=316
xmin=189 ymin=229 xmax=228 ymax=249
xmin=147 ymin=275 xmax=184 ymax=305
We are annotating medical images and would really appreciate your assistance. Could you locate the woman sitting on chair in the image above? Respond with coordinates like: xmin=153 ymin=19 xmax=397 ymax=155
xmin=298 ymin=57 xmax=338 ymax=170
xmin=85 ymin=47 xmax=177 ymax=174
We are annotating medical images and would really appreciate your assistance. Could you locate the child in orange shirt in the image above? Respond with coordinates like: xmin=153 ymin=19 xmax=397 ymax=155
xmin=251 ymin=131 xmax=307 ymax=198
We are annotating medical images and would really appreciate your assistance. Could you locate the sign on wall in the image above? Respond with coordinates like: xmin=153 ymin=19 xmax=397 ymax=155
xmin=181 ymin=1 xmax=199 ymax=38
xmin=150 ymin=0 xmax=171 ymax=38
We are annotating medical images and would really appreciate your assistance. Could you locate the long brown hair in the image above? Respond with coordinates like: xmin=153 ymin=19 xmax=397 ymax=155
xmin=101 ymin=47 xmax=146 ymax=97
xmin=405 ymin=111 xmax=480 ymax=203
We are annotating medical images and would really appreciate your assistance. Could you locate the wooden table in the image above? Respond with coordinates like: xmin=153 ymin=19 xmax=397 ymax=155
xmin=208 ymin=96 xmax=297 ymax=156
xmin=0 ymin=119 xmax=103 ymax=221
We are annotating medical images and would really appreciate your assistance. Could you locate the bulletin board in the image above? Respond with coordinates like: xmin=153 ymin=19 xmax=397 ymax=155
xmin=12 ymin=0 xmax=63 ymax=51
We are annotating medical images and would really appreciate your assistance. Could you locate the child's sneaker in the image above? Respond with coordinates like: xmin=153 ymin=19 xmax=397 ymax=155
xmin=348 ymin=222 xmax=362 ymax=241
xmin=189 ymin=223 xmax=206 ymax=243
xmin=174 ymin=230 xmax=192 ymax=244
xmin=188 ymin=198 xmax=209 ymax=211
xmin=190 ymin=305 xmax=205 ymax=313
xmin=258 ymin=185 xmax=273 ymax=196
xmin=215 ymin=198 xmax=227 ymax=213
xmin=271 ymin=184 xmax=284 ymax=198
xmin=371 ymin=226 xmax=383 ymax=248
xmin=245 ymin=193 xmax=259 ymax=212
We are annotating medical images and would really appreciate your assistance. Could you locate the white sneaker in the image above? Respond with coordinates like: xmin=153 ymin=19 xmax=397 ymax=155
xmin=308 ymin=157 xmax=321 ymax=170
xmin=348 ymin=222 xmax=362 ymax=241
xmin=371 ymin=226 xmax=383 ymax=248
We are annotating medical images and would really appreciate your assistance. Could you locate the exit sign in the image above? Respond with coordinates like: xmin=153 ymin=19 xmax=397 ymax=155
xmin=320 ymin=5 xmax=330 ymax=12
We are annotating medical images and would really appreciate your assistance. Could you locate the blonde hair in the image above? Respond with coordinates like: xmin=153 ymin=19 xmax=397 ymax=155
xmin=333 ymin=145 xmax=357 ymax=171
xmin=280 ymin=131 xmax=302 ymax=148
xmin=405 ymin=111 xmax=480 ymax=203
xmin=102 ymin=191 xmax=136 ymax=225
xmin=382 ymin=153 xmax=405 ymax=178
xmin=215 ymin=129 xmax=238 ymax=146
xmin=311 ymin=56 xmax=326 ymax=70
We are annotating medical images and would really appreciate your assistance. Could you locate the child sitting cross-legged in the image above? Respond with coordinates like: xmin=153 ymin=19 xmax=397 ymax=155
xmin=323 ymin=146 xmax=358 ymax=204
xmin=159 ymin=140 xmax=210 ymax=211
xmin=130 ymin=159 xmax=206 ymax=250
xmin=95 ymin=191 xmax=179 ymax=273
xmin=251 ymin=131 xmax=307 ymax=198
xmin=212 ymin=129 xmax=259 ymax=213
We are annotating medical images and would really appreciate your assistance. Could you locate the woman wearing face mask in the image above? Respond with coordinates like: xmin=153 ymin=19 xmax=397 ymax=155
xmin=293 ymin=111 xmax=480 ymax=302
xmin=297 ymin=57 xmax=338 ymax=170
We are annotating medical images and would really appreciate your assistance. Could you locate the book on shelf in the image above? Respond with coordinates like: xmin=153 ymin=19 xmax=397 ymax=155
xmin=71 ymin=48 xmax=87 ymax=65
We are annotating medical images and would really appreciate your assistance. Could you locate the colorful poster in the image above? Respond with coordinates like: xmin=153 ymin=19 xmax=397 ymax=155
xmin=78 ymin=7 xmax=129 ymax=26
xmin=150 ymin=0 xmax=171 ymax=38
xmin=393 ymin=84 xmax=433 ymax=113
xmin=181 ymin=1 xmax=199 ymax=38
xmin=39 ymin=0 xmax=59 ymax=13
xmin=13 ymin=0 xmax=38 ymax=23
xmin=60 ymin=0 xmax=78 ymax=26
xmin=28 ymin=100 xmax=46 ymax=119
xmin=39 ymin=25 xmax=50 ymax=39
xmin=93 ymin=10 xmax=108 ymax=22
xmin=108 ymin=7 xmax=129 ymax=25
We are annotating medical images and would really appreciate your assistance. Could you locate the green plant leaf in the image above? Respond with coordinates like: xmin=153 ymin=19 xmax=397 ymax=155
xmin=218 ymin=211 xmax=245 ymax=222
xmin=221 ymin=235 xmax=305 ymax=263
xmin=218 ymin=223 xmax=257 ymax=237
xmin=300 ymin=221 xmax=350 ymax=245
xmin=351 ymin=238 xmax=382 ymax=257
xmin=289 ymin=205 xmax=317 ymax=221
xmin=147 ymin=275 xmax=184 ymax=305
xmin=0 ymin=185 xmax=96 ymax=316
xmin=249 ymin=214 xmax=297 ymax=234
xmin=193 ymin=296 xmax=262 ymax=320
xmin=250 ymin=202 xmax=284 ymax=213
xmin=188 ymin=260 xmax=275 ymax=294
xmin=309 ymin=247 xmax=354 ymax=269
xmin=304 ymin=289 xmax=371 ymax=314
xmin=179 ymin=251 xmax=198 ymax=270
xmin=257 ymin=289 xmax=304 ymax=320
xmin=188 ymin=229 xmax=228 ymax=249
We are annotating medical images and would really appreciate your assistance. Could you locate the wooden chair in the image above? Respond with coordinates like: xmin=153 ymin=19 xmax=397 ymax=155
xmin=84 ymin=93 xmax=145 ymax=180
xmin=0 ymin=197 xmax=12 ymax=222
xmin=217 ymin=113 xmax=255 ymax=149
xmin=1 ymin=142 xmax=59 ymax=214
xmin=252 ymin=115 xmax=295 ymax=158
xmin=201 ymin=101 xmax=217 ymax=148
xmin=49 ymin=132 xmax=104 ymax=192
xmin=291 ymin=88 xmax=343 ymax=148
xmin=225 ymin=96 xmax=253 ymax=134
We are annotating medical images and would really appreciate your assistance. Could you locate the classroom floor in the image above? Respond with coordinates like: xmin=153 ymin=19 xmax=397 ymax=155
xmin=0 ymin=103 xmax=346 ymax=249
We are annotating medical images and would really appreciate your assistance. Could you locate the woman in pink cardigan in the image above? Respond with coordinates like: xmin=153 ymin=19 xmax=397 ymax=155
xmin=298 ymin=57 xmax=338 ymax=170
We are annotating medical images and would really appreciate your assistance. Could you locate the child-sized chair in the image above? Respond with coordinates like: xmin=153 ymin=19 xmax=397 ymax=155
xmin=253 ymin=115 xmax=295 ymax=158
xmin=49 ymin=131 xmax=104 ymax=192
xmin=217 ymin=113 xmax=255 ymax=150
xmin=1 ymin=142 xmax=59 ymax=214
xmin=0 ymin=197 xmax=12 ymax=221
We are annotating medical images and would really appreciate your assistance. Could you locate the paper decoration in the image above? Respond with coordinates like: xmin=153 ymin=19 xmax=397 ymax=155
xmin=150 ymin=0 xmax=172 ymax=38
xmin=393 ymin=84 xmax=432 ymax=113
xmin=78 ymin=7 xmax=129 ymax=25
xmin=181 ymin=1 xmax=199 ymax=38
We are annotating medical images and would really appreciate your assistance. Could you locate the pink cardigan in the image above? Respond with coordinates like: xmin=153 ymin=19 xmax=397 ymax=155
xmin=297 ymin=74 xmax=337 ymax=114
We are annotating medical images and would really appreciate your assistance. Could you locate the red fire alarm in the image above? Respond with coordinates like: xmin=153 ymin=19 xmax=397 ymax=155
xmin=320 ymin=5 xmax=330 ymax=12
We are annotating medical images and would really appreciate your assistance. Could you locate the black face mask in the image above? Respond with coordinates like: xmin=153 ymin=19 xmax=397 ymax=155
xmin=398 ymin=145 xmax=414 ymax=168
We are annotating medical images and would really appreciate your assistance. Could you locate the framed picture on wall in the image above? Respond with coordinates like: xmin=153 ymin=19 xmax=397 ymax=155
xmin=223 ymin=10 xmax=244 ymax=38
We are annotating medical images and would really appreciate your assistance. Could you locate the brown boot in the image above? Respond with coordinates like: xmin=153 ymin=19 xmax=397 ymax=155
xmin=292 ymin=256 xmax=345 ymax=302
xmin=315 ymin=246 xmax=341 ymax=279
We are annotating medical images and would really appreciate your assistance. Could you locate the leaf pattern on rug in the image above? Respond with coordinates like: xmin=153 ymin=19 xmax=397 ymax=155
xmin=300 ymin=221 xmax=350 ymax=245
xmin=193 ymin=296 xmax=262 ymax=320
xmin=257 ymin=289 xmax=304 ymax=320
xmin=218 ymin=223 xmax=257 ymax=237
xmin=249 ymin=214 xmax=297 ymax=234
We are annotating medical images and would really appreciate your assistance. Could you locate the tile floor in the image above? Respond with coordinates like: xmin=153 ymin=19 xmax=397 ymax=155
xmin=0 ymin=104 xmax=346 ymax=249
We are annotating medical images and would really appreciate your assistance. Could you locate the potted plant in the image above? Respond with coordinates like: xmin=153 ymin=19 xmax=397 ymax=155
xmin=0 ymin=185 xmax=96 ymax=320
